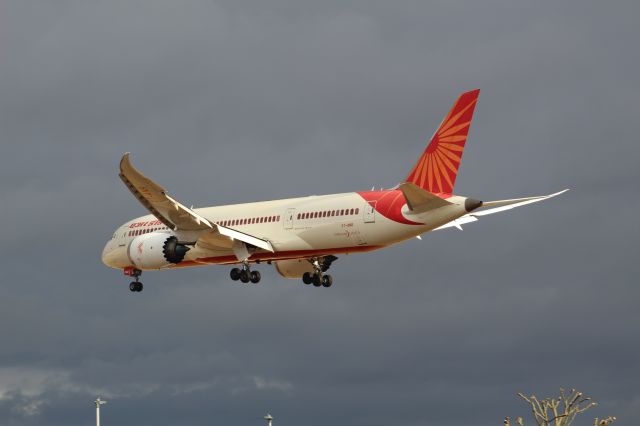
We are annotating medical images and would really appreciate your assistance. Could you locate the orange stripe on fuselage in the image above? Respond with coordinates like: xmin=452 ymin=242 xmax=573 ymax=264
xmin=171 ymin=245 xmax=385 ymax=268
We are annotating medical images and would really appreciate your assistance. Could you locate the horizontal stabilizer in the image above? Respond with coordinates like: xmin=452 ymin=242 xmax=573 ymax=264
xmin=472 ymin=189 xmax=569 ymax=216
xmin=399 ymin=182 xmax=452 ymax=213
xmin=434 ymin=189 xmax=568 ymax=231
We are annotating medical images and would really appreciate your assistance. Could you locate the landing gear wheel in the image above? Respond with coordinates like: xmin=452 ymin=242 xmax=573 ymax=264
xmin=312 ymin=274 xmax=322 ymax=287
xmin=321 ymin=274 xmax=333 ymax=288
xmin=250 ymin=270 xmax=261 ymax=284
xmin=240 ymin=270 xmax=250 ymax=283
xmin=302 ymin=272 xmax=313 ymax=285
xmin=230 ymin=268 xmax=241 ymax=281
xmin=129 ymin=282 xmax=143 ymax=292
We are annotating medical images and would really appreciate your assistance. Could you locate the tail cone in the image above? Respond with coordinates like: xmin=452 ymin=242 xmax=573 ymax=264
xmin=465 ymin=198 xmax=483 ymax=212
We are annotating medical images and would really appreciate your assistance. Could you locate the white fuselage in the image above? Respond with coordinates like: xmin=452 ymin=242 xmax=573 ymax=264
xmin=101 ymin=189 xmax=471 ymax=271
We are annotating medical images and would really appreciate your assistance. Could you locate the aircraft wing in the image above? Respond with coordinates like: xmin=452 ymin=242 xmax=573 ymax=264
xmin=119 ymin=153 xmax=213 ymax=231
xmin=434 ymin=189 xmax=568 ymax=231
xmin=119 ymin=153 xmax=274 ymax=253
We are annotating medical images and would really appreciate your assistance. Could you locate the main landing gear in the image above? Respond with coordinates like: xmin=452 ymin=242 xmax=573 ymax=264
xmin=124 ymin=267 xmax=144 ymax=292
xmin=230 ymin=261 xmax=261 ymax=284
xmin=302 ymin=256 xmax=337 ymax=288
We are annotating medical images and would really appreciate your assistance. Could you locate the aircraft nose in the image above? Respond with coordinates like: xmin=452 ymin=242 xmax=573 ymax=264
xmin=101 ymin=242 xmax=114 ymax=266
xmin=101 ymin=242 xmax=128 ymax=269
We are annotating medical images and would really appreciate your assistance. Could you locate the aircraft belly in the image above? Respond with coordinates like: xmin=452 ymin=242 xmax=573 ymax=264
xmin=274 ymin=220 xmax=365 ymax=251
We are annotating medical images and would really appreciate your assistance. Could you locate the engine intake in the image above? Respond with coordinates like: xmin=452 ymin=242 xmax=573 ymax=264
xmin=163 ymin=236 xmax=190 ymax=263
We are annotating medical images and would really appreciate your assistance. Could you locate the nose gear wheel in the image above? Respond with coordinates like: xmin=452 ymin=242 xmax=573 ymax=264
xmin=126 ymin=268 xmax=144 ymax=293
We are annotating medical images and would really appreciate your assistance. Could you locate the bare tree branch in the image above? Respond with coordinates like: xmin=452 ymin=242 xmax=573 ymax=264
xmin=509 ymin=389 xmax=615 ymax=426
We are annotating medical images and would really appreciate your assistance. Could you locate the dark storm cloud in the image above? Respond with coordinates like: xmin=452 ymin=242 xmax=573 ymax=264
xmin=0 ymin=0 xmax=638 ymax=425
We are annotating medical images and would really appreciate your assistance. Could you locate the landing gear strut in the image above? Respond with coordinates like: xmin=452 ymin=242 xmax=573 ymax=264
xmin=124 ymin=267 xmax=143 ymax=292
xmin=303 ymin=256 xmax=337 ymax=288
xmin=230 ymin=261 xmax=261 ymax=284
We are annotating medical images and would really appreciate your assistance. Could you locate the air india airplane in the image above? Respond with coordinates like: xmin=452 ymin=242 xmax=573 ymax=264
xmin=102 ymin=89 xmax=566 ymax=292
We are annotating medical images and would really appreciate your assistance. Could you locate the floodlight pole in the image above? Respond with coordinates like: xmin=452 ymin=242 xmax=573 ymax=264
xmin=264 ymin=413 xmax=273 ymax=426
xmin=95 ymin=398 xmax=107 ymax=426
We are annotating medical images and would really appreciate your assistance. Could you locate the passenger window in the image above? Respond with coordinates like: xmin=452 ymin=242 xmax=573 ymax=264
xmin=355 ymin=208 xmax=359 ymax=214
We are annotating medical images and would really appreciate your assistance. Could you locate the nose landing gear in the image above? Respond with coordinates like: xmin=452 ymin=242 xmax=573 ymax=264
xmin=230 ymin=261 xmax=261 ymax=284
xmin=129 ymin=281 xmax=144 ymax=292
xmin=124 ymin=267 xmax=143 ymax=292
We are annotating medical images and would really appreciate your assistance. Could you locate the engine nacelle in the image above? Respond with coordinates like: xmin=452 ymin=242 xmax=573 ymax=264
xmin=127 ymin=233 xmax=190 ymax=270
xmin=274 ymin=259 xmax=314 ymax=279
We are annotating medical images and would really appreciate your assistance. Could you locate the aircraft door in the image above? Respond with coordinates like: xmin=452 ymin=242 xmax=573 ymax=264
xmin=364 ymin=202 xmax=376 ymax=223
xmin=284 ymin=208 xmax=296 ymax=229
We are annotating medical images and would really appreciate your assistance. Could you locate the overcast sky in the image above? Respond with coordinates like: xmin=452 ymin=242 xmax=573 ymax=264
xmin=0 ymin=1 xmax=638 ymax=425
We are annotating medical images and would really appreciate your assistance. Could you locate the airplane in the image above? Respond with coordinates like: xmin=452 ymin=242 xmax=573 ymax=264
xmin=101 ymin=89 xmax=567 ymax=292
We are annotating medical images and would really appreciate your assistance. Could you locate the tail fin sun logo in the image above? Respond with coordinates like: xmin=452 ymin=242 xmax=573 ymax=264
xmin=406 ymin=89 xmax=480 ymax=195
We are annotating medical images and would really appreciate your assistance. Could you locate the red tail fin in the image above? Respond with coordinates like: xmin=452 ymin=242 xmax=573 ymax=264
xmin=405 ymin=89 xmax=480 ymax=195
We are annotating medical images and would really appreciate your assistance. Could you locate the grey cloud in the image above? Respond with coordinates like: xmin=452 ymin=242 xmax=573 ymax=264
xmin=0 ymin=0 xmax=638 ymax=425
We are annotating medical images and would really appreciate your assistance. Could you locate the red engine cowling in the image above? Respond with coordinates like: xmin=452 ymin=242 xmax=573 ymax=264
xmin=274 ymin=259 xmax=314 ymax=279
xmin=127 ymin=233 xmax=190 ymax=270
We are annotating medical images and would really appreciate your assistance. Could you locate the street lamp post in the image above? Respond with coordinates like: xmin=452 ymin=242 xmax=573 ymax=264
xmin=264 ymin=414 xmax=273 ymax=426
xmin=94 ymin=398 xmax=107 ymax=426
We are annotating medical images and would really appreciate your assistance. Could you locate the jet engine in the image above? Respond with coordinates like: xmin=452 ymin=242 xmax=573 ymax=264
xmin=127 ymin=233 xmax=190 ymax=270
xmin=273 ymin=259 xmax=315 ymax=278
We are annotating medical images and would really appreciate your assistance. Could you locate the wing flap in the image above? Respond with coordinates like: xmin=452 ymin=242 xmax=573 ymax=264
xmin=215 ymin=226 xmax=274 ymax=252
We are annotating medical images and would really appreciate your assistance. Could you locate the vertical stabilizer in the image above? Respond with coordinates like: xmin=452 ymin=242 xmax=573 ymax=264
xmin=405 ymin=89 xmax=480 ymax=194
